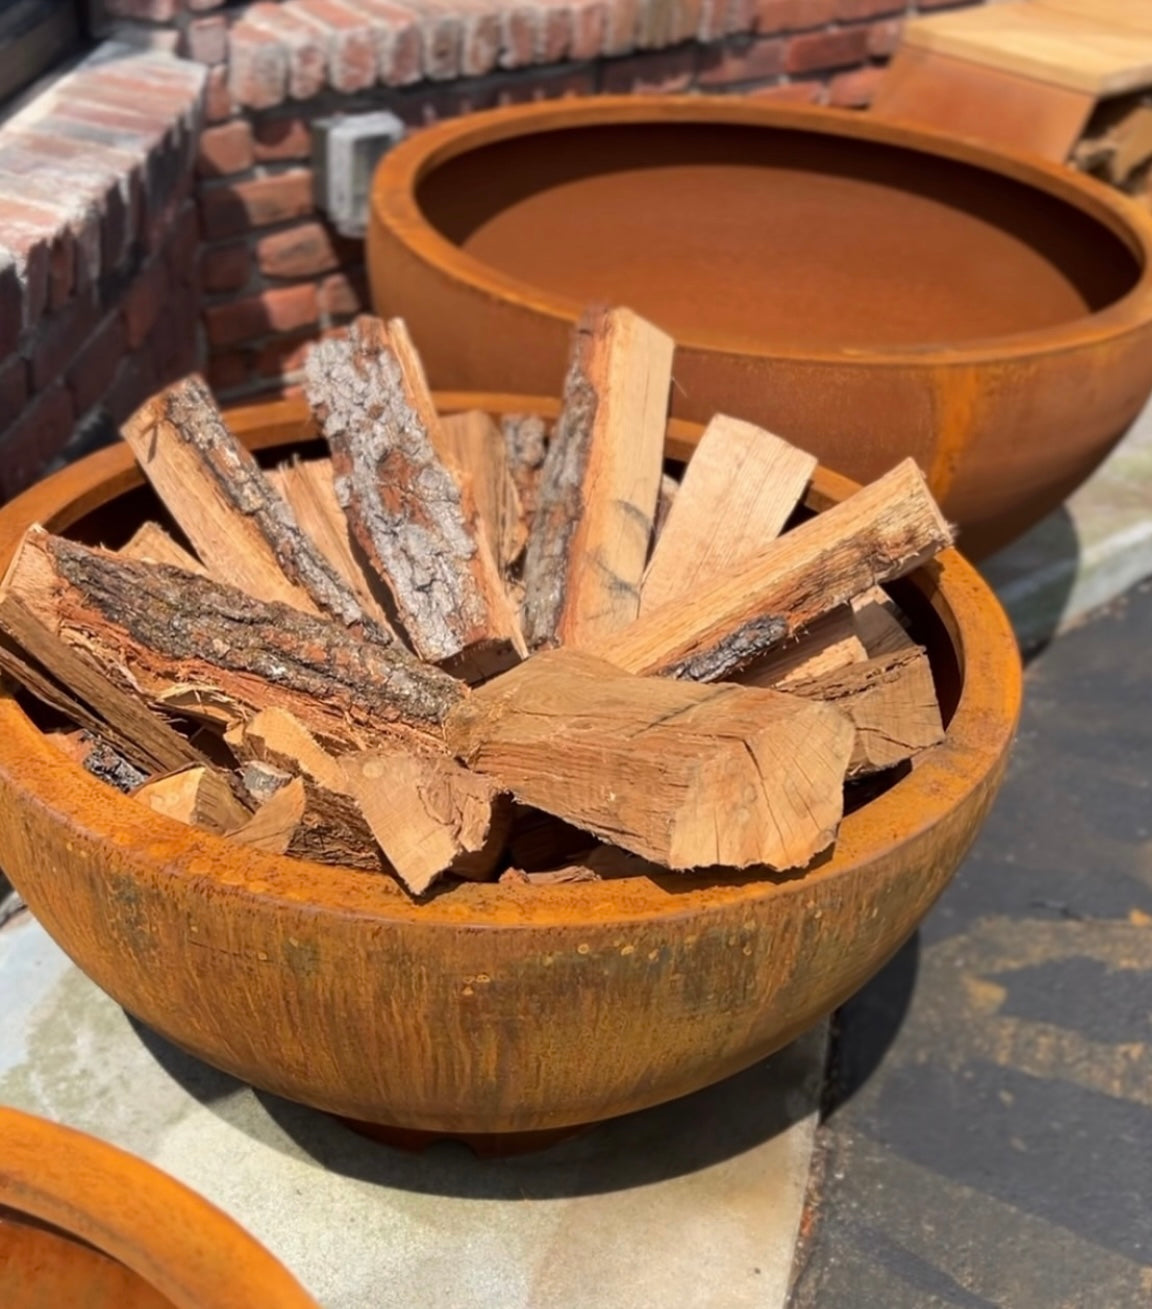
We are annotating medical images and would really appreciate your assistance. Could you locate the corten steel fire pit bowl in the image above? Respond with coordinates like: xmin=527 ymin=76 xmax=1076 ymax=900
xmin=0 ymin=392 xmax=1021 ymax=1145
xmin=369 ymin=96 xmax=1152 ymax=558
xmin=0 ymin=1106 xmax=318 ymax=1307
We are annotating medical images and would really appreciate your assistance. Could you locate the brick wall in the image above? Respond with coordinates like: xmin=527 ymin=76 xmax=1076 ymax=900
xmin=0 ymin=0 xmax=982 ymax=497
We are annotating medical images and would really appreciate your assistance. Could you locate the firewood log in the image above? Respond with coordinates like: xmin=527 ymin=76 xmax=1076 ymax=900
xmin=304 ymin=316 xmax=525 ymax=681
xmin=132 ymin=764 xmax=252 ymax=834
xmin=438 ymin=410 xmax=527 ymax=574
xmin=641 ymin=415 xmax=815 ymax=613
xmin=521 ymin=306 xmax=673 ymax=649
xmin=445 ymin=648 xmax=854 ymax=871
xmin=120 ymin=522 xmax=205 ymax=574
xmin=2 ymin=527 xmax=462 ymax=756
xmin=122 ymin=376 xmax=390 ymax=642
xmin=588 ymin=458 xmax=952 ymax=682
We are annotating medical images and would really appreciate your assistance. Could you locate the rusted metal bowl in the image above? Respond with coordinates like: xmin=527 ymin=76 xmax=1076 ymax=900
xmin=0 ymin=1106 xmax=317 ymax=1307
xmin=0 ymin=393 xmax=1021 ymax=1141
xmin=368 ymin=96 xmax=1152 ymax=558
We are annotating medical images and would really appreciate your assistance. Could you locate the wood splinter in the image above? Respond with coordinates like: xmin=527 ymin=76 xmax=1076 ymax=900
xmin=445 ymin=647 xmax=855 ymax=872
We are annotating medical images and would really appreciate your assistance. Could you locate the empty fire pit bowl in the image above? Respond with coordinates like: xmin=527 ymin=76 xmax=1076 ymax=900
xmin=0 ymin=393 xmax=1021 ymax=1144
xmin=369 ymin=96 xmax=1152 ymax=558
xmin=0 ymin=1106 xmax=318 ymax=1307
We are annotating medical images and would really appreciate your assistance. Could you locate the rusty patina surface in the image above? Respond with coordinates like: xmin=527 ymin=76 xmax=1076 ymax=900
xmin=0 ymin=1106 xmax=318 ymax=1308
xmin=0 ymin=394 xmax=1021 ymax=1138
xmin=368 ymin=97 xmax=1152 ymax=558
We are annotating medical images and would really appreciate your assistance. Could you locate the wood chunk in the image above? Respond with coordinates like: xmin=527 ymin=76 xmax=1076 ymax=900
xmin=230 ymin=706 xmax=349 ymax=795
xmin=122 ymin=375 xmax=389 ymax=641
xmin=0 ymin=568 xmax=204 ymax=777
xmin=589 ymin=459 xmax=953 ymax=682
xmin=241 ymin=760 xmax=292 ymax=805
xmin=231 ymin=777 xmax=307 ymax=856
xmin=737 ymin=607 xmax=867 ymax=689
xmin=445 ymin=648 xmax=854 ymax=872
xmin=267 ymin=458 xmax=395 ymax=636
xmin=789 ymin=646 xmax=944 ymax=776
xmin=120 ymin=522 xmax=205 ymax=574
xmin=4 ymin=527 xmax=463 ymax=756
xmin=438 ymin=410 xmax=527 ymax=573
xmin=499 ymin=866 xmax=600 ymax=886
xmin=521 ymin=307 xmax=674 ymax=649
xmin=641 ymin=415 xmax=816 ymax=613
xmin=853 ymin=586 xmax=914 ymax=657
xmin=305 ymin=316 xmax=525 ymax=679
xmin=341 ymin=750 xmax=500 ymax=895
xmin=133 ymin=764 xmax=252 ymax=834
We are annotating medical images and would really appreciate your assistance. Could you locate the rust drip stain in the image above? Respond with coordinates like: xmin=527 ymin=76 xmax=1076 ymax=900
xmin=928 ymin=366 xmax=982 ymax=505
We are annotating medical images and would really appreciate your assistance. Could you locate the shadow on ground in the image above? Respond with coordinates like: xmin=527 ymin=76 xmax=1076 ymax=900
xmin=128 ymin=1012 xmax=826 ymax=1201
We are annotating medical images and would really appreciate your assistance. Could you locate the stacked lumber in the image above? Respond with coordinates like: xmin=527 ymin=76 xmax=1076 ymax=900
xmin=0 ymin=308 xmax=953 ymax=898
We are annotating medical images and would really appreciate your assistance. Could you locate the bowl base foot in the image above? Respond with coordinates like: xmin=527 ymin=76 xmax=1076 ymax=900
xmin=335 ymin=1117 xmax=591 ymax=1158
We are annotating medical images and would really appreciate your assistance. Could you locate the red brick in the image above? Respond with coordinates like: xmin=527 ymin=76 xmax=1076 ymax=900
xmin=917 ymin=0 xmax=980 ymax=8
xmin=200 ymin=241 xmax=253 ymax=293
xmin=319 ymin=267 xmax=368 ymax=317
xmin=68 ymin=313 xmax=128 ymax=415
xmin=601 ymin=47 xmax=697 ymax=93
xmin=31 ymin=290 xmax=102 ymax=392
xmin=866 ymin=15 xmax=901 ymax=56
xmin=292 ymin=0 xmax=380 ymax=93
xmin=197 ymin=122 xmax=256 ymax=178
xmin=199 ymin=171 xmax=315 ymax=240
xmin=185 ymin=15 xmax=230 ymax=64
xmin=349 ymin=0 xmax=421 ymax=85
xmin=747 ymin=76 xmax=824 ymax=101
xmin=105 ymin=352 xmax=159 ymax=428
xmin=457 ymin=3 xmax=503 ymax=76
xmin=253 ymin=117 xmax=313 ymax=162
xmin=257 ymin=223 xmax=352 ymax=279
xmin=698 ymin=36 xmax=786 ymax=84
xmin=413 ymin=4 xmax=465 ymax=80
xmin=828 ymin=63 xmax=883 ymax=105
xmin=165 ymin=202 xmax=201 ymax=288
xmin=204 ymin=66 xmax=235 ymax=122
xmin=834 ymin=0 xmax=899 ymax=18
xmin=244 ymin=4 xmax=327 ymax=101
xmin=392 ymin=81 xmax=501 ymax=128
xmin=255 ymin=329 xmax=319 ymax=379
xmin=123 ymin=258 xmax=171 ymax=348
xmin=0 ymin=213 xmax=55 ymax=329
xmin=756 ymin=0 xmax=834 ymax=32
xmin=501 ymin=7 xmax=536 ymax=66
xmin=0 ymin=356 xmax=28 ymax=419
xmin=0 ymin=382 xmax=74 ymax=499
xmin=569 ymin=0 xmax=608 ymax=58
xmin=190 ymin=0 xmax=227 ymax=10
xmin=207 ymin=350 xmax=254 ymax=393
xmin=204 ymin=284 xmax=319 ymax=347
xmin=229 ymin=22 xmax=290 ymax=110
xmin=785 ymin=25 xmax=869 ymax=72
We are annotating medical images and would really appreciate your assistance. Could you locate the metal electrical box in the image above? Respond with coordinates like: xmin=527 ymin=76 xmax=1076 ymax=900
xmin=311 ymin=111 xmax=406 ymax=238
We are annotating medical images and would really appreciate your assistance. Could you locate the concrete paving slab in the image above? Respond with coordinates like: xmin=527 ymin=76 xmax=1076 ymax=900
xmin=0 ymin=915 xmax=826 ymax=1309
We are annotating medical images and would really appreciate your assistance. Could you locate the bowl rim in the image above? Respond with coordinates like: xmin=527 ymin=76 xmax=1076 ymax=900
xmin=370 ymin=94 xmax=1152 ymax=368
xmin=0 ymin=391 xmax=1022 ymax=930
xmin=0 ymin=1105 xmax=318 ymax=1309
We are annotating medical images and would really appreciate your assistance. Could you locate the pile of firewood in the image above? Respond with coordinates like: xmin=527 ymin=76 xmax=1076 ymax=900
xmin=0 ymin=308 xmax=954 ymax=897
xmin=1072 ymin=93 xmax=1152 ymax=200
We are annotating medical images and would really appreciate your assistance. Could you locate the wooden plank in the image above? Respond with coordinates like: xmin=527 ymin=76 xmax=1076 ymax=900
xmin=437 ymin=410 xmax=527 ymax=574
xmin=522 ymin=306 xmax=674 ymax=648
xmin=588 ymin=458 xmax=952 ymax=682
xmin=640 ymin=415 xmax=815 ymax=615
xmin=445 ymin=648 xmax=854 ymax=872
xmin=1035 ymin=0 xmax=1152 ymax=36
xmin=903 ymin=4 xmax=1152 ymax=98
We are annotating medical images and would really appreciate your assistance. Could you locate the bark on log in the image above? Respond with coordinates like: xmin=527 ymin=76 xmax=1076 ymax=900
xmin=122 ymin=375 xmax=390 ymax=642
xmin=521 ymin=307 xmax=673 ymax=649
xmin=304 ymin=316 xmax=525 ymax=680
xmin=588 ymin=459 xmax=952 ymax=682
xmin=445 ymin=648 xmax=854 ymax=871
xmin=4 ymin=527 xmax=463 ymax=755
xmin=737 ymin=607 xmax=867 ymax=689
